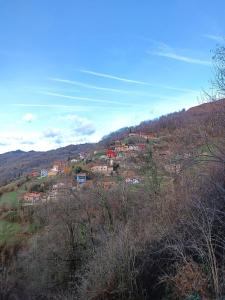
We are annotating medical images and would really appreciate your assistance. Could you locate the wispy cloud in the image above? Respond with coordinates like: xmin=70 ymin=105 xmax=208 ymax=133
xmin=79 ymin=70 xmax=198 ymax=93
xmin=48 ymin=77 xmax=136 ymax=94
xmin=48 ymin=76 xmax=196 ymax=94
xmin=43 ymin=128 xmax=61 ymax=138
xmin=38 ymin=91 xmax=130 ymax=106
xmin=203 ymin=34 xmax=224 ymax=43
xmin=20 ymin=140 xmax=35 ymax=145
xmin=152 ymin=51 xmax=211 ymax=65
xmin=149 ymin=50 xmax=211 ymax=66
xmin=59 ymin=114 xmax=95 ymax=136
xmin=22 ymin=113 xmax=36 ymax=122
xmin=80 ymin=69 xmax=150 ymax=85
xmin=41 ymin=90 xmax=200 ymax=107
xmin=148 ymin=41 xmax=211 ymax=66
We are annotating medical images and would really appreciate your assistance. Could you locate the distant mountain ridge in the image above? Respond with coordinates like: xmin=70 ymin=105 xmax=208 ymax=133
xmin=0 ymin=144 xmax=96 ymax=186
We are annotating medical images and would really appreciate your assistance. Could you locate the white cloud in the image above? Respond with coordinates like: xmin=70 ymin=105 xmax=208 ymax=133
xmin=0 ymin=131 xmax=40 ymax=153
xmin=152 ymin=51 xmax=211 ymax=66
xmin=48 ymin=76 xmax=197 ymax=94
xmin=48 ymin=77 xmax=140 ymax=94
xmin=22 ymin=113 xmax=36 ymax=122
xmin=203 ymin=34 xmax=224 ymax=43
xmin=0 ymin=129 xmax=83 ymax=153
xmin=147 ymin=41 xmax=211 ymax=66
xmin=80 ymin=69 xmax=150 ymax=85
xmin=61 ymin=114 xmax=96 ymax=136
xmin=39 ymin=91 xmax=129 ymax=106
xmin=43 ymin=128 xmax=62 ymax=138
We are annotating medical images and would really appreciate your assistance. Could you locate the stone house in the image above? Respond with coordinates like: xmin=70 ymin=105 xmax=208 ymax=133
xmin=91 ymin=165 xmax=113 ymax=176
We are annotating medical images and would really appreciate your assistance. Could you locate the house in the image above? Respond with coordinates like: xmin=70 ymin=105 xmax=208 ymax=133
xmin=91 ymin=165 xmax=108 ymax=172
xmin=76 ymin=173 xmax=87 ymax=184
xmin=52 ymin=182 xmax=65 ymax=190
xmin=128 ymin=145 xmax=139 ymax=151
xmin=71 ymin=159 xmax=79 ymax=163
xmin=30 ymin=169 xmax=40 ymax=177
xmin=91 ymin=165 xmax=113 ymax=175
xmin=41 ymin=169 xmax=48 ymax=177
xmin=140 ymin=133 xmax=155 ymax=140
xmin=79 ymin=152 xmax=86 ymax=160
xmin=107 ymin=149 xmax=117 ymax=158
xmin=23 ymin=192 xmax=41 ymax=204
xmin=115 ymin=145 xmax=129 ymax=152
xmin=128 ymin=132 xmax=155 ymax=140
xmin=48 ymin=170 xmax=58 ymax=177
xmin=125 ymin=178 xmax=140 ymax=184
xmin=128 ymin=133 xmax=140 ymax=138
xmin=52 ymin=161 xmax=66 ymax=173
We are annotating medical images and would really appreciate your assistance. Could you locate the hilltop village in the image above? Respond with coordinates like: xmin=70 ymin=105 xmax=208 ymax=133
xmin=7 ymin=131 xmax=184 ymax=207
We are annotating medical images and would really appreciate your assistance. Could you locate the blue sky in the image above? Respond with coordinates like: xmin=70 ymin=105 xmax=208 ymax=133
xmin=0 ymin=0 xmax=224 ymax=153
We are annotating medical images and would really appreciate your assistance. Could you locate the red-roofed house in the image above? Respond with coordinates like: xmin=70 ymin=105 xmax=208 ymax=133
xmin=107 ymin=149 xmax=117 ymax=158
xmin=30 ymin=169 xmax=40 ymax=177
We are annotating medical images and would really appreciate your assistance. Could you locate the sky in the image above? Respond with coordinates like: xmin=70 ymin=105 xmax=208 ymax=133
xmin=0 ymin=0 xmax=224 ymax=153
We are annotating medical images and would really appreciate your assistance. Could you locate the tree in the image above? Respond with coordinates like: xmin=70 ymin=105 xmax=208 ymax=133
xmin=141 ymin=145 xmax=161 ymax=196
xmin=74 ymin=166 xmax=82 ymax=174
xmin=213 ymin=45 xmax=225 ymax=95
